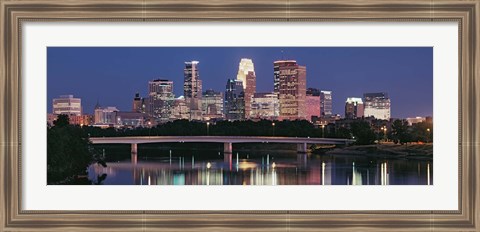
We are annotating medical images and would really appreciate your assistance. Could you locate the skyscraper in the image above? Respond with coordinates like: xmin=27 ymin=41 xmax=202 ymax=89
xmin=250 ymin=92 xmax=279 ymax=120
xmin=236 ymin=58 xmax=256 ymax=118
xmin=148 ymin=79 xmax=174 ymax=123
xmin=202 ymin=89 xmax=224 ymax=120
xmin=345 ymin=97 xmax=364 ymax=119
xmin=170 ymin=96 xmax=189 ymax=120
xmin=363 ymin=92 xmax=391 ymax=120
xmin=306 ymin=89 xmax=321 ymax=122
xmin=320 ymin=90 xmax=333 ymax=116
xmin=52 ymin=95 xmax=82 ymax=116
xmin=274 ymin=60 xmax=307 ymax=121
xmin=132 ymin=93 xmax=142 ymax=112
xmin=224 ymin=79 xmax=245 ymax=121
xmin=184 ymin=61 xmax=203 ymax=121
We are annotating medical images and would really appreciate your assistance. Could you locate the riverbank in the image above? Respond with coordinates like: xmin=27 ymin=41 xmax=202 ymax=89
xmin=319 ymin=143 xmax=433 ymax=160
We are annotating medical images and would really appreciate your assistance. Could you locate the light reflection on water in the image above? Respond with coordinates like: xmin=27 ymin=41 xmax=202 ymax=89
xmin=88 ymin=149 xmax=433 ymax=185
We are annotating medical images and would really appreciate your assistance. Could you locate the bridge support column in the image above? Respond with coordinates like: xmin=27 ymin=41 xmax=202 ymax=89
xmin=224 ymin=142 xmax=232 ymax=154
xmin=297 ymin=143 xmax=307 ymax=153
xmin=224 ymin=153 xmax=233 ymax=170
xmin=297 ymin=153 xmax=308 ymax=168
xmin=131 ymin=153 xmax=138 ymax=166
xmin=131 ymin=143 xmax=138 ymax=165
xmin=131 ymin=143 xmax=138 ymax=154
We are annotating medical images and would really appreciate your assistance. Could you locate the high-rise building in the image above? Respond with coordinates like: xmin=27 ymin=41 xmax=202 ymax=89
xmin=236 ymin=58 xmax=256 ymax=118
xmin=94 ymin=105 xmax=119 ymax=125
xmin=250 ymin=92 xmax=279 ymax=120
xmin=140 ymin=98 xmax=148 ymax=114
xmin=306 ymin=90 xmax=321 ymax=122
xmin=184 ymin=61 xmax=203 ymax=121
xmin=224 ymin=79 xmax=245 ymax=121
xmin=170 ymin=96 xmax=189 ymax=120
xmin=132 ymin=93 xmax=143 ymax=112
xmin=202 ymin=89 xmax=224 ymax=120
xmin=52 ymin=95 xmax=82 ymax=116
xmin=345 ymin=97 xmax=364 ymax=119
xmin=273 ymin=60 xmax=307 ymax=120
xmin=148 ymin=79 xmax=174 ymax=123
xmin=363 ymin=92 xmax=391 ymax=120
xmin=320 ymin=90 xmax=333 ymax=116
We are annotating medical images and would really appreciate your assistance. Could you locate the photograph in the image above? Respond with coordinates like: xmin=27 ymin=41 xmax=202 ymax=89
xmin=3 ymin=0 xmax=479 ymax=230
xmin=47 ymin=47 xmax=433 ymax=185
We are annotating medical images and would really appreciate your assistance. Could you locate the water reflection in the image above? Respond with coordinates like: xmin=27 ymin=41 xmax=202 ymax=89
xmin=88 ymin=149 xmax=433 ymax=185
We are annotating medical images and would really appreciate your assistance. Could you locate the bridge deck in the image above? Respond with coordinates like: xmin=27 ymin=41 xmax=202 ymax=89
xmin=90 ymin=136 xmax=354 ymax=145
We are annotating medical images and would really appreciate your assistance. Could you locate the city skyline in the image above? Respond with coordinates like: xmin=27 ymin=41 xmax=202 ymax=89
xmin=47 ymin=47 xmax=433 ymax=118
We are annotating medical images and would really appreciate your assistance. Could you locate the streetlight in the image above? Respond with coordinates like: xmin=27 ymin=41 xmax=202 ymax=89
xmin=383 ymin=126 xmax=387 ymax=142
xmin=426 ymin=128 xmax=431 ymax=143
xmin=147 ymin=121 xmax=151 ymax=137
xmin=272 ymin=122 xmax=275 ymax=136
xmin=206 ymin=122 xmax=210 ymax=136
xmin=321 ymin=124 xmax=325 ymax=138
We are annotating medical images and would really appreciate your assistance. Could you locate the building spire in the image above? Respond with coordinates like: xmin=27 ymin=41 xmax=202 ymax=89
xmin=94 ymin=98 xmax=101 ymax=109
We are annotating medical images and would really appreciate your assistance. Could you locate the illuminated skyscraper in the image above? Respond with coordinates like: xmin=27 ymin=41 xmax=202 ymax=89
xmin=345 ymin=97 xmax=364 ymax=119
xmin=202 ymin=89 xmax=224 ymax=120
xmin=236 ymin=58 xmax=256 ymax=118
xmin=363 ymin=92 xmax=391 ymax=120
xmin=224 ymin=79 xmax=245 ymax=121
xmin=52 ymin=95 xmax=82 ymax=116
xmin=250 ymin=92 xmax=279 ymax=120
xmin=170 ymin=96 xmax=189 ymax=120
xmin=273 ymin=60 xmax=307 ymax=120
xmin=306 ymin=88 xmax=321 ymax=122
xmin=148 ymin=79 xmax=174 ymax=123
xmin=184 ymin=61 xmax=203 ymax=120
xmin=320 ymin=90 xmax=333 ymax=116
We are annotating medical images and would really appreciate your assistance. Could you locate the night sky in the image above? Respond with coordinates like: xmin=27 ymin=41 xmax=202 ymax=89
xmin=47 ymin=47 xmax=433 ymax=118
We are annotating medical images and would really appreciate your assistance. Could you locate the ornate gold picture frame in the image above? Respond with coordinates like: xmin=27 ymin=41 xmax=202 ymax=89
xmin=1 ymin=0 xmax=479 ymax=231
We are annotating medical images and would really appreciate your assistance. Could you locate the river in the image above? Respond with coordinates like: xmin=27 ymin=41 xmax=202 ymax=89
xmin=87 ymin=144 xmax=433 ymax=185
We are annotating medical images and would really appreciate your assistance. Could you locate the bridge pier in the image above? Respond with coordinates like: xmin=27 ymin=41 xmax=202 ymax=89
xmin=297 ymin=153 xmax=308 ymax=168
xmin=131 ymin=153 xmax=138 ymax=165
xmin=131 ymin=143 xmax=138 ymax=154
xmin=297 ymin=143 xmax=307 ymax=153
xmin=224 ymin=153 xmax=233 ymax=170
xmin=131 ymin=143 xmax=138 ymax=165
xmin=224 ymin=142 xmax=232 ymax=154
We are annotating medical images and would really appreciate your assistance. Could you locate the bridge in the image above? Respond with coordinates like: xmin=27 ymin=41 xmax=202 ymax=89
xmin=89 ymin=136 xmax=354 ymax=154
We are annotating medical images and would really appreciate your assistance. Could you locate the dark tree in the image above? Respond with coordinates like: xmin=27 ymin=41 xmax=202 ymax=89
xmin=410 ymin=121 xmax=433 ymax=143
xmin=48 ymin=115 xmax=94 ymax=184
xmin=53 ymin=114 xmax=70 ymax=127
xmin=391 ymin=119 xmax=411 ymax=144
xmin=350 ymin=121 xmax=376 ymax=145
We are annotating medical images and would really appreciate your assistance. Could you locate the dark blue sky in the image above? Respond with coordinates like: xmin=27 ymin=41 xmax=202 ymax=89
xmin=47 ymin=47 xmax=433 ymax=118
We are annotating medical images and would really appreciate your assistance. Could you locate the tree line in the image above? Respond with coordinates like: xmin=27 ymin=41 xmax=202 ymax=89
xmin=81 ymin=118 xmax=433 ymax=145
